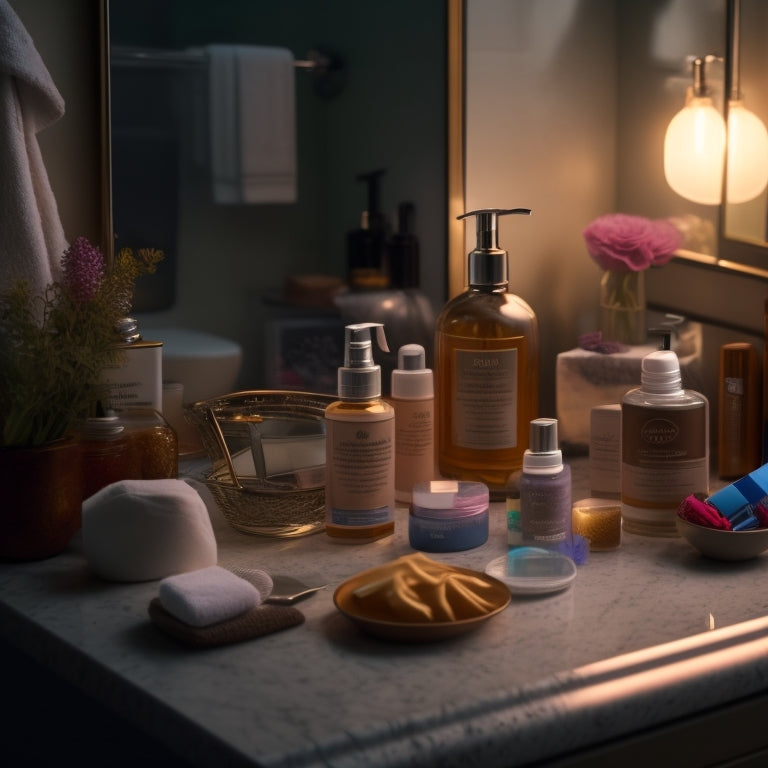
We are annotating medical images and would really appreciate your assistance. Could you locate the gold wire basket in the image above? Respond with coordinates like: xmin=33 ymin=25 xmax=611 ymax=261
xmin=185 ymin=390 xmax=335 ymax=537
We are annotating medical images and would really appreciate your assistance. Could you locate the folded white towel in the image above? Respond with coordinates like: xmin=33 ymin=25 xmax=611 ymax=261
xmin=0 ymin=0 xmax=67 ymax=298
xmin=207 ymin=44 xmax=296 ymax=204
xmin=159 ymin=565 xmax=262 ymax=627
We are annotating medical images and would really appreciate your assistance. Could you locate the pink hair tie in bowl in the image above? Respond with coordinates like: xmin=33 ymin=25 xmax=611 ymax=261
xmin=677 ymin=494 xmax=731 ymax=530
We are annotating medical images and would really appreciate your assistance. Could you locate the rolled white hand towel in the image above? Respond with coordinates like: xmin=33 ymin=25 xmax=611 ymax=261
xmin=159 ymin=565 xmax=262 ymax=627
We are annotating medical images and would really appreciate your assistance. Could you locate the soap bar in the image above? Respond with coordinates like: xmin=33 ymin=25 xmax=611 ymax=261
xmin=82 ymin=479 xmax=217 ymax=582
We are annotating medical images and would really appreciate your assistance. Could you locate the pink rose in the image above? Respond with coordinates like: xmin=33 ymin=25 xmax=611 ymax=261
xmin=583 ymin=213 xmax=682 ymax=272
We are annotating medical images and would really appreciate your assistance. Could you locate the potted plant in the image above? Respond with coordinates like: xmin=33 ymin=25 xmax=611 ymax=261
xmin=0 ymin=237 xmax=162 ymax=560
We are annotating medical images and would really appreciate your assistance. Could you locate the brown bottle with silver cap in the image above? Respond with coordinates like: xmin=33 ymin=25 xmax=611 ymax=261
xmin=435 ymin=208 xmax=539 ymax=497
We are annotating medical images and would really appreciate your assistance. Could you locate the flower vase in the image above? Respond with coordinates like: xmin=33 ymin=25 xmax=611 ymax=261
xmin=0 ymin=437 xmax=83 ymax=560
xmin=599 ymin=269 xmax=647 ymax=345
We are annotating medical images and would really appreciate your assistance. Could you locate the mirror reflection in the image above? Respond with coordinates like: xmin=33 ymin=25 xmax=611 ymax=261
xmin=723 ymin=0 xmax=768 ymax=246
xmin=108 ymin=0 xmax=448 ymax=392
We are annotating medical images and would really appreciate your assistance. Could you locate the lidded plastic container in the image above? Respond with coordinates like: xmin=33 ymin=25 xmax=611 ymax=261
xmin=409 ymin=480 xmax=489 ymax=552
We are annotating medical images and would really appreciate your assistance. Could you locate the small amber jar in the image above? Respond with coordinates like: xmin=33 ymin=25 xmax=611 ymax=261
xmin=78 ymin=416 xmax=141 ymax=500
xmin=119 ymin=408 xmax=179 ymax=480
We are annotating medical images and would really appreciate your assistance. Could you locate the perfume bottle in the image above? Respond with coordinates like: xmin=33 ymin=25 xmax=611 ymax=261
xmin=435 ymin=208 xmax=539 ymax=496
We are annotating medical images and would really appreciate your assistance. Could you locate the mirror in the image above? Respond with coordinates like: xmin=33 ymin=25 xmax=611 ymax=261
xmin=105 ymin=0 xmax=461 ymax=388
xmin=723 ymin=0 xmax=768 ymax=248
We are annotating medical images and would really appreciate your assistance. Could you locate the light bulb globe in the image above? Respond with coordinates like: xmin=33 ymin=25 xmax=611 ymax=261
xmin=663 ymin=97 xmax=725 ymax=205
xmin=726 ymin=101 xmax=768 ymax=204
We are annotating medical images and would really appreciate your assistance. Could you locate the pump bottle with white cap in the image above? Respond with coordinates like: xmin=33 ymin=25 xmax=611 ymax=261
xmin=435 ymin=208 xmax=539 ymax=497
xmin=621 ymin=332 xmax=709 ymax=536
xmin=325 ymin=323 xmax=395 ymax=542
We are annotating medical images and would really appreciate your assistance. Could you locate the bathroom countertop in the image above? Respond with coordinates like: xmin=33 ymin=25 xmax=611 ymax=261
xmin=3 ymin=460 xmax=768 ymax=767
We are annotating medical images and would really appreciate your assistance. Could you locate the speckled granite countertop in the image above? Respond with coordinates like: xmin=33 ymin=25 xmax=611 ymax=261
xmin=2 ymin=459 xmax=768 ymax=767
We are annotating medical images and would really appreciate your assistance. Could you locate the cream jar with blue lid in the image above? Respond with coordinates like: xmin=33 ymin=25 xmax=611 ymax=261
xmin=409 ymin=480 xmax=489 ymax=552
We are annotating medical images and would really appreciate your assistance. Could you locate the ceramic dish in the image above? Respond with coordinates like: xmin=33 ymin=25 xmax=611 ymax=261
xmin=676 ymin=515 xmax=768 ymax=561
xmin=333 ymin=567 xmax=510 ymax=642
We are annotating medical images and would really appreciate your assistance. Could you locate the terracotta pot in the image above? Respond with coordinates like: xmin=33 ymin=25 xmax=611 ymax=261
xmin=0 ymin=437 xmax=83 ymax=561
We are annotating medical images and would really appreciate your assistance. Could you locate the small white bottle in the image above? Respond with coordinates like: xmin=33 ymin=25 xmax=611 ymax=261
xmin=325 ymin=323 xmax=395 ymax=542
xmin=390 ymin=344 xmax=434 ymax=503
xmin=621 ymin=341 xmax=709 ymax=536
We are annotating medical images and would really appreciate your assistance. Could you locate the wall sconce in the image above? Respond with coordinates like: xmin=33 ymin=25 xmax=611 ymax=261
xmin=664 ymin=0 xmax=768 ymax=206
xmin=725 ymin=0 xmax=768 ymax=204
xmin=663 ymin=55 xmax=725 ymax=206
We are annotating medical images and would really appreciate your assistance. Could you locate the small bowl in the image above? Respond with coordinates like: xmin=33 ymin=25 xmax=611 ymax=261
xmin=676 ymin=515 xmax=768 ymax=561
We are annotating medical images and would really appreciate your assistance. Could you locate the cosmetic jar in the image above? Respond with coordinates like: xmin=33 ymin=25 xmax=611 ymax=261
xmin=409 ymin=480 xmax=489 ymax=552
xmin=571 ymin=497 xmax=621 ymax=551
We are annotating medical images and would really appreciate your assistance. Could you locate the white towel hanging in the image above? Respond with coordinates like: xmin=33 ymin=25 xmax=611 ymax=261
xmin=207 ymin=44 xmax=297 ymax=205
xmin=0 ymin=0 xmax=68 ymax=297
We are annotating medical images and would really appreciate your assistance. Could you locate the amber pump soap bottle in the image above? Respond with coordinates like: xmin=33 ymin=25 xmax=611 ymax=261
xmin=325 ymin=323 xmax=395 ymax=542
xmin=621 ymin=334 xmax=709 ymax=536
xmin=435 ymin=208 xmax=539 ymax=497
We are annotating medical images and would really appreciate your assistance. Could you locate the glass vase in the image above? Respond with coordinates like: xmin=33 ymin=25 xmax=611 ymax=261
xmin=599 ymin=269 xmax=647 ymax=345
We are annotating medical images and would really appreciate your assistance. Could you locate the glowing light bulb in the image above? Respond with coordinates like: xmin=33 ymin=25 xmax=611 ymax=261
xmin=664 ymin=94 xmax=726 ymax=205
xmin=726 ymin=100 xmax=768 ymax=204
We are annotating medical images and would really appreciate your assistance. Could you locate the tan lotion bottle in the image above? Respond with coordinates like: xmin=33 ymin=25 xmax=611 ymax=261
xmin=325 ymin=323 xmax=395 ymax=542
xmin=390 ymin=344 xmax=434 ymax=503
xmin=435 ymin=208 xmax=539 ymax=496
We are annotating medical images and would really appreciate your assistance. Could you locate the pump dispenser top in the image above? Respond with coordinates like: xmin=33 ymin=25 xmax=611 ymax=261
xmin=459 ymin=208 xmax=531 ymax=287
xmin=640 ymin=331 xmax=682 ymax=394
xmin=338 ymin=323 xmax=390 ymax=400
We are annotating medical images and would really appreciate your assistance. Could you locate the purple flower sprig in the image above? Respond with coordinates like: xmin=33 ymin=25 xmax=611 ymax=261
xmin=583 ymin=213 xmax=682 ymax=272
xmin=61 ymin=236 xmax=105 ymax=304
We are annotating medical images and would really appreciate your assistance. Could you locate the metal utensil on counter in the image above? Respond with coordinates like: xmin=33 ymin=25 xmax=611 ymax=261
xmin=266 ymin=575 xmax=327 ymax=605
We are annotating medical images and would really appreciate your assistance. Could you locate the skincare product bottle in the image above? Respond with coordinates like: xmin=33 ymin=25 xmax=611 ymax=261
xmin=101 ymin=317 xmax=162 ymax=411
xmin=519 ymin=418 xmax=572 ymax=550
xmin=347 ymin=170 xmax=389 ymax=290
xmin=388 ymin=202 xmax=420 ymax=289
xmin=435 ymin=208 xmax=539 ymax=496
xmin=719 ymin=342 xmax=761 ymax=479
xmin=325 ymin=323 xmax=395 ymax=542
xmin=390 ymin=344 xmax=434 ymax=503
xmin=621 ymin=338 xmax=709 ymax=536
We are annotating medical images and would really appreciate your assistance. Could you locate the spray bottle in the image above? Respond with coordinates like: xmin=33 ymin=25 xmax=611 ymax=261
xmin=325 ymin=323 xmax=395 ymax=542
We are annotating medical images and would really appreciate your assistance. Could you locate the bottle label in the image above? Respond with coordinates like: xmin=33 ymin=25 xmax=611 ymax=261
xmin=519 ymin=472 xmax=571 ymax=545
xmin=326 ymin=417 xmax=394 ymax=527
xmin=102 ymin=345 xmax=162 ymax=410
xmin=394 ymin=399 xmax=434 ymax=496
xmin=452 ymin=348 xmax=518 ymax=450
xmin=621 ymin=403 xmax=708 ymax=508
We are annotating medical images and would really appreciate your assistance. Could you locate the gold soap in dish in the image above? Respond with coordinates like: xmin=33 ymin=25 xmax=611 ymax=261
xmin=186 ymin=390 xmax=335 ymax=537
